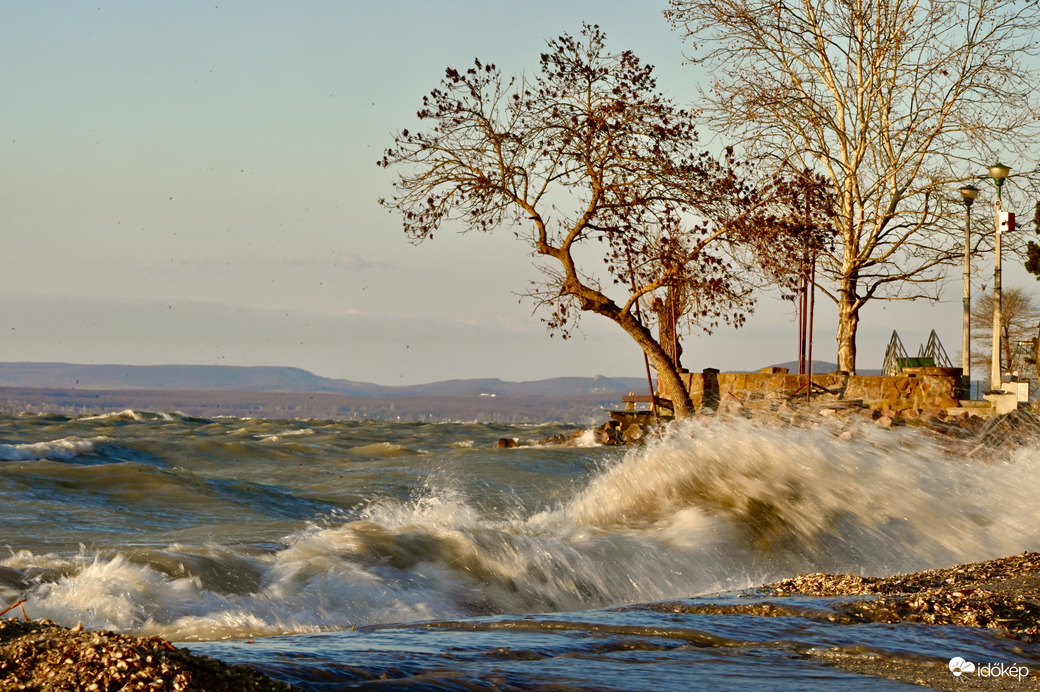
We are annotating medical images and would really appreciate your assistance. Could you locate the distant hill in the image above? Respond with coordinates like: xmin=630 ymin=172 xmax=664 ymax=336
xmin=0 ymin=362 xmax=351 ymax=393
xmin=0 ymin=363 xmax=660 ymax=424
xmin=0 ymin=361 xmax=887 ymax=423
xmin=395 ymin=375 xmax=650 ymax=398
xmin=769 ymin=360 xmax=839 ymax=374
xmin=0 ymin=362 xmax=651 ymax=398
xmin=768 ymin=360 xmax=884 ymax=376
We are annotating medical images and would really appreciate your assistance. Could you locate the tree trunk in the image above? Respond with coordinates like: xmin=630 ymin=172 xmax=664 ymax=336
xmin=651 ymin=292 xmax=682 ymax=370
xmin=654 ymin=354 xmax=694 ymax=419
xmin=1034 ymin=322 xmax=1040 ymax=385
xmin=1004 ymin=324 xmax=1015 ymax=376
xmin=614 ymin=310 xmax=695 ymax=418
xmin=836 ymin=275 xmax=859 ymax=374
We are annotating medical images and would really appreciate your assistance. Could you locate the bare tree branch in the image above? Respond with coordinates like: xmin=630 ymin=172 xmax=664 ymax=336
xmin=667 ymin=0 xmax=1040 ymax=372
xmin=380 ymin=25 xmax=812 ymax=417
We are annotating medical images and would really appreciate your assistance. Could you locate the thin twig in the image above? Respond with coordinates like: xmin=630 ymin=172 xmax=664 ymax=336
xmin=0 ymin=599 xmax=28 ymax=621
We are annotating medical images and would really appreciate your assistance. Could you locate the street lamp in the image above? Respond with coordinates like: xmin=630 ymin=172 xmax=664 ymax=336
xmin=958 ymin=184 xmax=979 ymax=389
xmin=988 ymin=162 xmax=1011 ymax=392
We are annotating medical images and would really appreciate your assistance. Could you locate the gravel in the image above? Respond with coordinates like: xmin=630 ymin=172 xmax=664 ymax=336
xmin=0 ymin=619 xmax=299 ymax=691
xmin=763 ymin=551 xmax=1040 ymax=690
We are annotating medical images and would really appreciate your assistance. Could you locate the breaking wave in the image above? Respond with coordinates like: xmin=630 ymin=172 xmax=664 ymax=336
xmin=0 ymin=436 xmax=106 ymax=461
xmin=2 ymin=416 xmax=1038 ymax=641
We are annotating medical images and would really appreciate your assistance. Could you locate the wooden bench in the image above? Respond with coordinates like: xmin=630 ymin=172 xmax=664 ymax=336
xmin=607 ymin=392 xmax=674 ymax=427
xmin=620 ymin=393 xmax=673 ymax=412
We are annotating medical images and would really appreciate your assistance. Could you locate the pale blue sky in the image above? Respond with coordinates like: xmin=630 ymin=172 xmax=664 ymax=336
xmin=0 ymin=1 xmax=1028 ymax=384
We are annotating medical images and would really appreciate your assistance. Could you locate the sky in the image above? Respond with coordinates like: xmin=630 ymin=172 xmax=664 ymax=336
xmin=1 ymin=1 xmax=1036 ymax=385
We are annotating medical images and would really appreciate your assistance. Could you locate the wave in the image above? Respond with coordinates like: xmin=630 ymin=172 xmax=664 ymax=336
xmin=3 ymin=417 xmax=1038 ymax=641
xmin=552 ymin=418 xmax=1040 ymax=574
xmin=348 ymin=441 xmax=411 ymax=456
xmin=0 ymin=436 xmax=107 ymax=461
xmin=80 ymin=409 xmax=213 ymax=424
xmin=257 ymin=428 xmax=316 ymax=442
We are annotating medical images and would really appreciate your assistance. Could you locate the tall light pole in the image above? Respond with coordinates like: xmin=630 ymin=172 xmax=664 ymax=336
xmin=988 ymin=162 xmax=1011 ymax=392
xmin=958 ymin=184 xmax=979 ymax=390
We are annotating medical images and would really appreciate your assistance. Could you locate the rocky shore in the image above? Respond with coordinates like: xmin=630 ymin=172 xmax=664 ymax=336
xmin=761 ymin=552 xmax=1040 ymax=690
xmin=0 ymin=619 xmax=300 ymax=691
xmin=525 ymin=396 xmax=1040 ymax=451
xmin=765 ymin=551 xmax=1040 ymax=637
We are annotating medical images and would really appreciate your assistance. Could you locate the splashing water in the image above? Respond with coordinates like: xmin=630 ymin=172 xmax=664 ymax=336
xmin=559 ymin=418 xmax=1040 ymax=574
xmin=0 ymin=413 xmax=1037 ymax=644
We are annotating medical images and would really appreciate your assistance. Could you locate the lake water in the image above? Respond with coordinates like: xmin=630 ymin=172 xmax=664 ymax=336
xmin=0 ymin=410 xmax=1037 ymax=689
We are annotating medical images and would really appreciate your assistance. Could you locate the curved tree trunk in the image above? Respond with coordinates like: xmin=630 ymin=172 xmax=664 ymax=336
xmin=612 ymin=309 xmax=695 ymax=419
xmin=655 ymin=359 xmax=695 ymax=419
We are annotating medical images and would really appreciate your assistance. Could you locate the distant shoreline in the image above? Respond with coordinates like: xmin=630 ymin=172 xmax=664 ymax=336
xmin=0 ymin=385 xmax=624 ymax=424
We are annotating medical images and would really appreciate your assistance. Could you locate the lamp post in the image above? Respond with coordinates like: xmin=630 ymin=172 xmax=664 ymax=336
xmin=958 ymin=184 xmax=979 ymax=390
xmin=988 ymin=162 xmax=1011 ymax=392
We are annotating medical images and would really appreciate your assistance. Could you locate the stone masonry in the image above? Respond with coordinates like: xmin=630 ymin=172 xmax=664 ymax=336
xmin=672 ymin=366 xmax=968 ymax=415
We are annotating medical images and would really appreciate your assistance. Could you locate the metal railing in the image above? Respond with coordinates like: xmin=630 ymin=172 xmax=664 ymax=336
xmin=883 ymin=329 xmax=951 ymax=375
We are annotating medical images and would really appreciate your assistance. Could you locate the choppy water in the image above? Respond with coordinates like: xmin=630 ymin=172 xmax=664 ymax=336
xmin=0 ymin=410 xmax=1038 ymax=689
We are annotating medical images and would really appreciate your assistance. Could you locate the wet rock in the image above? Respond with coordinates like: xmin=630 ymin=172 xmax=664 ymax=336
xmin=536 ymin=430 xmax=584 ymax=446
xmin=972 ymin=409 xmax=1040 ymax=450
xmin=622 ymin=423 xmax=646 ymax=444
xmin=853 ymin=406 xmax=879 ymax=420
xmin=899 ymin=406 xmax=921 ymax=422
xmin=717 ymin=392 xmax=747 ymax=417
xmin=762 ymin=551 xmax=1040 ymax=640
xmin=0 ymin=619 xmax=299 ymax=691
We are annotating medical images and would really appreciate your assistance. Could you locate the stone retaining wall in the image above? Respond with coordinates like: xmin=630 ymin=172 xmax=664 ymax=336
xmin=672 ymin=367 xmax=967 ymax=414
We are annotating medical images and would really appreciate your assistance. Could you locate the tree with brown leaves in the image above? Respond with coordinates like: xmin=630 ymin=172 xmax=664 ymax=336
xmin=379 ymin=25 xmax=821 ymax=418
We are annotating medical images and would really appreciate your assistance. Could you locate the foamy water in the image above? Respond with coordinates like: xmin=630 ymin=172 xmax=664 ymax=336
xmin=0 ymin=411 xmax=1036 ymax=688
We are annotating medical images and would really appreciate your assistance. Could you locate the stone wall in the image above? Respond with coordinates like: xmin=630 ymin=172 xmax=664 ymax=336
xmin=671 ymin=367 xmax=967 ymax=414
xmin=844 ymin=368 xmax=965 ymax=412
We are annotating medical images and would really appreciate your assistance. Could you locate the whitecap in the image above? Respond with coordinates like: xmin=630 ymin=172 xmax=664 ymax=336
xmin=0 ymin=436 xmax=107 ymax=461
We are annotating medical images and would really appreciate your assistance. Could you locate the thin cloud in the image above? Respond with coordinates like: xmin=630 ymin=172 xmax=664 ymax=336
xmin=336 ymin=253 xmax=390 ymax=271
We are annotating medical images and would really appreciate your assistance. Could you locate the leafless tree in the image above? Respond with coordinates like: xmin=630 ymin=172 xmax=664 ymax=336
xmin=666 ymin=0 xmax=1040 ymax=374
xmin=970 ymin=287 xmax=1040 ymax=384
xmin=379 ymin=25 xmax=812 ymax=418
